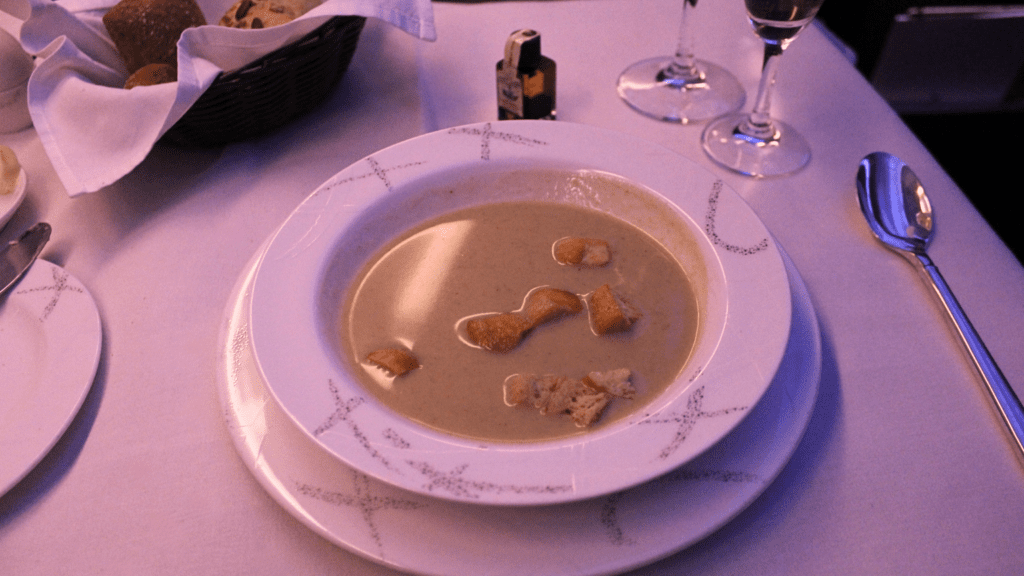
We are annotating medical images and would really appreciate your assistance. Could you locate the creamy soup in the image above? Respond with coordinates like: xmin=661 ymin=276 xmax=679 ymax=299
xmin=340 ymin=198 xmax=699 ymax=442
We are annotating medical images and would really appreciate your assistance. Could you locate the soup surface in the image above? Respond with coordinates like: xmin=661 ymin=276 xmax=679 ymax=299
xmin=341 ymin=196 xmax=699 ymax=442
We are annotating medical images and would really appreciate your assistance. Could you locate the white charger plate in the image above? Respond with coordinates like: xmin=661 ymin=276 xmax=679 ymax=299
xmin=248 ymin=121 xmax=792 ymax=505
xmin=0 ymin=167 xmax=27 ymax=231
xmin=0 ymin=259 xmax=102 ymax=496
xmin=219 ymin=241 xmax=820 ymax=576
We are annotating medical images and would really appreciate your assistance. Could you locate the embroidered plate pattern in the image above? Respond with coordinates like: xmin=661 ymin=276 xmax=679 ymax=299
xmin=317 ymin=156 xmax=426 ymax=196
xmin=313 ymin=380 xmax=401 ymax=474
xmin=404 ymin=460 xmax=573 ymax=501
xmin=15 ymin=265 xmax=84 ymax=321
xmin=599 ymin=465 xmax=763 ymax=546
xmin=641 ymin=384 xmax=749 ymax=460
xmin=447 ymin=122 xmax=548 ymax=160
xmin=600 ymin=493 xmax=638 ymax=546
xmin=705 ymin=180 xmax=769 ymax=256
xmin=295 ymin=471 xmax=426 ymax=560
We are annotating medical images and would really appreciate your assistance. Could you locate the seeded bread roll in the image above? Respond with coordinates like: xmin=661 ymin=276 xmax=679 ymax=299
xmin=103 ymin=0 xmax=206 ymax=74
xmin=219 ymin=0 xmax=322 ymax=29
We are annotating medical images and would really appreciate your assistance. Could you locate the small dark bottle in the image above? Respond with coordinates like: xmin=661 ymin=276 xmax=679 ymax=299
xmin=496 ymin=29 xmax=556 ymax=120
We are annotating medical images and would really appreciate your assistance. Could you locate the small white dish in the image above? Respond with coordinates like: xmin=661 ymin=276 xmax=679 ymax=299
xmin=0 ymin=166 xmax=27 ymax=231
xmin=0 ymin=259 xmax=102 ymax=496
xmin=249 ymin=121 xmax=792 ymax=505
xmin=218 ymin=243 xmax=820 ymax=575
xmin=0 ymin=82 xmax=31 ymax=134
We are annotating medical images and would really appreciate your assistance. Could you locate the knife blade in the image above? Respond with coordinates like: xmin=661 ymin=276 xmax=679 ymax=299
xmin=0 ymin=223 xmax=51 ymax=297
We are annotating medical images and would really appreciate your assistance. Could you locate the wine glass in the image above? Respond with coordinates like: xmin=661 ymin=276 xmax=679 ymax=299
xmin=617 ymin=0 xmax=745 ymax=124
xmin=701 ymin=0 xmax=825 ymax=177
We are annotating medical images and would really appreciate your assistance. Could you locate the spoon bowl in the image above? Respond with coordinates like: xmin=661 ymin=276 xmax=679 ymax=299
xmin=857 ymin=151 xmax=1024 ymax=462
xmin=856 ymin=151 xmax=933 ymax=254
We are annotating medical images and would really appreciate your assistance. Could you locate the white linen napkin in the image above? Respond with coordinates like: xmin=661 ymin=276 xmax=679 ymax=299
xmin=18 ymin=0 xmax=435 ymax=196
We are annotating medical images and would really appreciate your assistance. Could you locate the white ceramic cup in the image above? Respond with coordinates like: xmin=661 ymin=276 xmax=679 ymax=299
xmin=0 ymin=27 xmax=33 ymax=134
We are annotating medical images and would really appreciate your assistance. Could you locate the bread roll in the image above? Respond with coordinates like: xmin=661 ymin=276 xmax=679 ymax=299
xmin=103 ymin=0 xmax=206 ymax=74
xmin=124 ymin=62 xmax=177 ymax=88
xmin=1 ymin=145 xmax=20 ymax=196
xmin=219 ymin=0 xmax=322 ymax=29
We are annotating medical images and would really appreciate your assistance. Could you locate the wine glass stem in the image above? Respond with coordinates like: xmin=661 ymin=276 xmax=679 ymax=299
xmin=738 ymin=43 xmax=785 ymax=142
xmin=660 ymin=0 xmax=705 ymax=86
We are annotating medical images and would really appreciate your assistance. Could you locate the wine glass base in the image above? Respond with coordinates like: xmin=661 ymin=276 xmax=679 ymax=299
xmin=701 ymin=113 xmax=811 ymax=177
xmin=617 ymin=57 xmax=745 ymax=124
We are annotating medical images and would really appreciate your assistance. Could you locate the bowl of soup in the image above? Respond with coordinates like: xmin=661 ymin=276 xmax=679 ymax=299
xmin=248 ymin=121 xmax=791 ymax=506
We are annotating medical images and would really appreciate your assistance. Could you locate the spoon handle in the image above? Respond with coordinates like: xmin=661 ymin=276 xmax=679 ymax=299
xmin=917 ymin=253 xmax=1024 ymax=457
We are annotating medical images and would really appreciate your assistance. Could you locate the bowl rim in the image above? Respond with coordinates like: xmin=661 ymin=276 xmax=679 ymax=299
xmin=248 ymin=121 xmax=792 ymax=506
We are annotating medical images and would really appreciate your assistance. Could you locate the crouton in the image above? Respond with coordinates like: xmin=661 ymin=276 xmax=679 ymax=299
xmin=583 ymin=368 xmax=636 ymax=398
xmin=502 ymin=373 xmax=613 ymax=427
xmin=588 ymin=284 xmax=641 ymax=335
xmin=366 ymin=348 xmax=420 ymax=376
xmin=523 ymin=287 xmax=584 ymax=326
xmin=535 ymin=375 xmax=580 ymax=415
xmin=503 ymin=373 xmax=533 ymax=406
xmin=466 ymin=313 xmax=532 ymax=352
xmin=567 ymin=391 xmax=611 ymax=427
xmin=553 ymin=237 xmax=611 ymax=267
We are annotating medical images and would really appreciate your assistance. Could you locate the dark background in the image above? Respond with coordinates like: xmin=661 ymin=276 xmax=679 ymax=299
xmin=816 ymin=2 xmax=1024 ymax=261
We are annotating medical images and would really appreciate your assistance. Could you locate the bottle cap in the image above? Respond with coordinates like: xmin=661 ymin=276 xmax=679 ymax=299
xmin=503 ymin=29 xmax=541 ymax=71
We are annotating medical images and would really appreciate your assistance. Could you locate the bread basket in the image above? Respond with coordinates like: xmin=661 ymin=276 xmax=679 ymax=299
xmin=161 ymin=15 xmax=365 ymax=147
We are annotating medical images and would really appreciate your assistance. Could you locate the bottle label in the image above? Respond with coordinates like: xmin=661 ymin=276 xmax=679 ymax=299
xmin=522 ymin=71 xmax=544 ymax=98
xmin=497 ymin=64 xmax=524 ymax=119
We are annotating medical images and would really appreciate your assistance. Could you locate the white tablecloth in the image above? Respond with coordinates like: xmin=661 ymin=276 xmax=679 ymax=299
xmin=2 ymin=1 xmax=1022 ymax=574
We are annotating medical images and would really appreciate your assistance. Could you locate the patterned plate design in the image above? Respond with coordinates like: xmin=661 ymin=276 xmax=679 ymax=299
xmin=0 ymin=260 xmax=102 ymax=495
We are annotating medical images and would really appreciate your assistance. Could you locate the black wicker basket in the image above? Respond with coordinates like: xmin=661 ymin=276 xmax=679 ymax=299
xmin=161 ymin=15 xmax=366 ymax=147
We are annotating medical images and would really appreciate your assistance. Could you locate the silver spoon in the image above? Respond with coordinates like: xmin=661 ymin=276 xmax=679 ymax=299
xmin=857 ymin=151 xmax=1024 ymax=460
